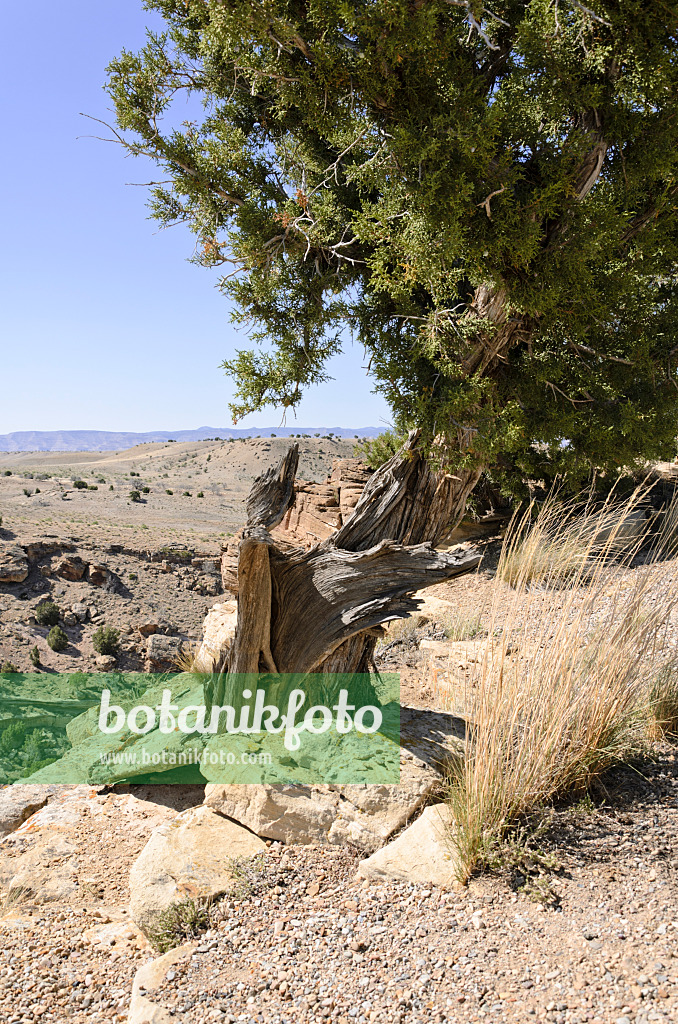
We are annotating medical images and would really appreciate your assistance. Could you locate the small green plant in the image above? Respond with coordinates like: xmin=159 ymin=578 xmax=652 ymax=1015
xmin=23 ymin=488 xmax=32 ymax=497
xmin=88 ymin=485 xmax=98 ymax=491
xmin=47 ymin=626 xmax=69 ymax=652
xmin=165 ymin=488 xmax=174 ymax=495
xmin=146 ymin=898 xmax=212 ymax=954
xmin=141 ymin=486 xmax=150 ymax=494
xmin=109 ymin=484 xmax=114 ymax=490
xmin=1 ymin=662 xmax=18 ymax=674
xmin=128 ymin=572 xmax=138 ymax=581
xmin=97 ymin=477 xmax=106 ymax=483
xmin=92 ymin=625 xmax=120 ymax=656
xmin=129 ymin=490 xmax=141 ymax=503
xmin=35 ymin=601 xmax=60 ymax=627
xmin=182 ymin=491 xmax=192 ymax=497
xmin=197 ymin=491 xmax=204 ymax=498
xmin=29 ymin=646 xmax=40 ymax=668
xmin=34 ymin=488 xmax=40 ymax=494
xmin=72 ymin=479 xmax=87 ymax=489
xmin=3 ymin=470 xmax=11 ymax=476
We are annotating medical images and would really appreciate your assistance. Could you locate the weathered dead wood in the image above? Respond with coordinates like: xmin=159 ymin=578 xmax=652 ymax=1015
xmin=268 ymin=540 xmax=481 ymax=673
xmin=246 ymin=443 xmax=299 ymax=529
xmin=334 ymin=429 xmax=481 ymax=551
xmin=228 ymin=527 xmax=277 ymax=675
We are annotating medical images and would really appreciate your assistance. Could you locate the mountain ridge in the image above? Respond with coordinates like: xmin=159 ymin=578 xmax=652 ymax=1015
xmin=0 ymin=426 xmax=381 ymax=452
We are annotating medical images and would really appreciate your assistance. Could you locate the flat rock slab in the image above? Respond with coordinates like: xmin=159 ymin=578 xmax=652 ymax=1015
xmin=129 ymin=943 xmax=194 ymax=1024
xmin=129 ymin=804 xmax=266 ymax=936
xmin=357 ymin=803 xmax=458 ymax=886
xmin=203 ymin=705 xmax=467 ymax=853
xmin=0 ymin=784 xmax=61 ymax=839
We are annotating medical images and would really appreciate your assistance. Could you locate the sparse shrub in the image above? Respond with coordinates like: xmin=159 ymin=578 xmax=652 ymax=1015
xmin=34 ymin=488 xmax=40 ymax=494
xmin=72 ymin=479 xmax=87 ymax=489
xmin=128 ymin=572 xmax=138 ymax=581
xmin=23 ymin=488 xmax=32 ymax=497
xmin=29 ymin=646 xmax=40 ymax=668
xmin=130 ymin=470 xmax=139 ymax=476
xmin=88 ymin=485 xmax=98 ymax=491
xmin=3 ymin=470 xmax=11 ymax=476
xmin=197 ymin=491 xmax=204 ymax=498
xmin=165 ymin=489 xmax=173 ymax=495
xmin=47 ymin=626 xmax=69 ymax=652
xmin=182 ymin=491 xmax=191 ymax=497
xmin=442 ymin=613 xmax=483 ymax=641
xmin=35 ymin=601 xmax=60 ymax=627
xmin=1 ymin=662 xmax=18 ymax=675
xmin=141 ymin=486 xmax=150 ymax=494
xmin=92 ymin=625 xmax=120 ymax=656
xmin=129 ymin=490 xmax=141 ymax=503
xmin=109 ymin=485 xmax=114 ymax=490
xmin=97 ymin=477 xmax=106 ymax=483
xmin=146 ymin=898 xmax=212 ymax=954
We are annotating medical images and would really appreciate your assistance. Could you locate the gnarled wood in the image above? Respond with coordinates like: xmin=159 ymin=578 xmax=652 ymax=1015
xmin=268 ymin=540 xmax=481 ymax=673
xmin=246 ymin=443 xmax=299 ymax=529
xmin=228 ymin=527 xmax=278 ymax=675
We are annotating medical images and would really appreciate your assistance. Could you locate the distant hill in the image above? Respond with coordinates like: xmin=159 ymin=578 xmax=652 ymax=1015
xmin=0 ymin=426 xmax=381 ymax=452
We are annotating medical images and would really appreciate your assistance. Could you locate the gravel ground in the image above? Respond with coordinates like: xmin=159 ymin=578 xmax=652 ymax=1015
xmin=151 ymin=749 xmax=678 ymax=1024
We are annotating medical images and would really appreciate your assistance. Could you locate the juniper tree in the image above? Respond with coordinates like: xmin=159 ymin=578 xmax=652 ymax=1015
xmin=107 ymin=1 xmax=678 ymax=499
xmin=104 ymin=2 xmax=678 ymax=676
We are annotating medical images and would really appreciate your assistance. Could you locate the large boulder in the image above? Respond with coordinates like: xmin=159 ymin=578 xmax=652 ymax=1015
xmin=145 ymin=634 xmax=184 ymax=672
xmin=357 ymin=803 xmax=459 ymax=886
xmin=0 ymin=542 xmax=29 ymax=583
xmin=129 ymin=805 xmax=266 ymax=936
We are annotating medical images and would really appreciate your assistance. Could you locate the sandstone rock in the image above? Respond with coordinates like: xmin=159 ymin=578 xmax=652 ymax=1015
xmin=0 ymin=784 xmax=58 ymax=839
xmin=145 ymin=634 xmax=183 ymax=672
xmin=55 ymin=554 xmax=88 ymax=581
xmin=63 ymin=611 xmax=78 ymax=626
xmin=25 ymin=538 xmax=70 ymax=562
xmin=202 ymin=705 xmax=466 ymax=851
xmin=192 ymin=600 xmax=238 ymax=672
xmin=138 ymin=619 xmax=162 ymax=638
xmin=129 ymin=944 xmax=194 ymax=1024
xmin=356 ymin=803 xmax=458 ymax=886
xmin=0 ymin=543 xmax=29 ymax=583
xmin=129 ymin=805 xmax=266 ymax=936
xmin=88 ymin=562 xmax=110 ymax=586
xmin=95 ymin=654 xmax=116 ymax=671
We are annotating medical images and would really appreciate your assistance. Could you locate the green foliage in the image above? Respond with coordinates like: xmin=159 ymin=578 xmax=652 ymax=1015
xmin=34 ymin=601 xmax=61 ymax=627
xmin=0 ymin=662 xmax=18 ymax=675
xmin=165 ymin=488 xmax=173 ymax=494
xmin=3 ymin=470 xmax=11 ymax=476
xmin=22 ymin=488 xmax=32 ymax=497
xmin=141 ymin=486 xmax=151 ymax=493
xmin=106 ymin=2 xmax=678 ymax=490
xmin=92 ymin=625 xmax=120 ymax=656
xmin=355 ymin=430 xmax=407 ymax=469
xmin=197 ymin=490 xmax=204 ymax=497
xmin=129 ymin=489 xmax=142 ymax=502
xmin=88 ymin=485 xmax=98 ymax=491
xmin=72 ymin=479 xmax=87 ymax=489
xmin=47 ymin=626 xmax=69 ymax=652
xmin=146 ymin=898 xmax=212 ymax=954
xmin=29 ymin=646 xmax=41 ymax=668
xmin=182 ymin=491 xmax=192 ymax=497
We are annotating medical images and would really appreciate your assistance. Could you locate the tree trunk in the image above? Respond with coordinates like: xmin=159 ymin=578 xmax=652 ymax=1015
xmin=205 ymin=431 xmax=482 ymax=711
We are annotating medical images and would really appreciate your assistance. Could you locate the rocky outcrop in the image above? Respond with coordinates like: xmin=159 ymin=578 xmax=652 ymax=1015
xmin=0 ymin=784 xmax=59 ymax=838
xmin=55 ymin=554 xmax=88 ymax=581
xmin=273 ymin=457 xmax=372 ymax=547
xmin=0 ymin=542 xmax=29 ymax=583
xmin=129 ymin=805 xmax=266 ymax=936
xmin=203 ymin=704 xmax=467 ymax=852
xmin=356 ymin=803 xmax=458 ymax=886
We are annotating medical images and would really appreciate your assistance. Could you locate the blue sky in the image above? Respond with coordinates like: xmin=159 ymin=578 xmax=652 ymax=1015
xmin=0 ymin=1 xmax=390 ymax=434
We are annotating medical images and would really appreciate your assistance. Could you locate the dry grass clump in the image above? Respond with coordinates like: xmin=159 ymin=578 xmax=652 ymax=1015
xmin=647 ymin=662 xmax=678 ymax=739
xmin=496 ymin=487 xmax=651 ymax=588
xmin=448 ymin=488 xmax=678 ymax=883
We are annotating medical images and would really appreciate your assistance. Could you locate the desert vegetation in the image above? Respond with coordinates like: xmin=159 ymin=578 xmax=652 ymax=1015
xmin=445 ymin=488 xmax=678 ymax=883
